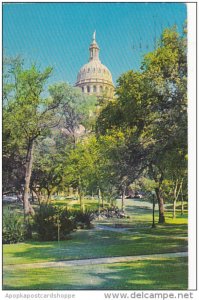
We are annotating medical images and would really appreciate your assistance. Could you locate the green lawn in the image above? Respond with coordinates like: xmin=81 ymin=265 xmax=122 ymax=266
xmin=129 ymin=224 xmax=188 ymax=236
xmin=3 ymin=257 xmax=188 ymax=290
xmin=4 ymin=229 xmax=188 ymax=266
xmin=3 ymin=198 xmax=188 ymax=290
xmin=49 ymin=196 xmax=113 ymax=212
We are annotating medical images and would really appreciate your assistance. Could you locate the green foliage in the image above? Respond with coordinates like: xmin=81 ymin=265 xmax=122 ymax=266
xmin=3 ymin=26 xmax=187 ymax=226
xmin=58 ymin=209 xmax=76 ymax=236
xmin=3 ymin=208 xmax=25 ymax=244
xmin=33 ymin=204 xmax=75 ymax=241
xmin=3 ymin=59 xmax=56 ymax=215
xmin=49 ymin=82 xmax=97 ymax=134
xmin=33 ymin=204 xmax=95 ymax=241
xmin=31 ymin=137 xmax=64 ymax=198
xmin=74 ymin=210 xmax=95 ymax=229
xmin=33 ymin=204 xmax=57 ymax=241
xmin=131 ymin=177 xmax=158 ymax=193
xmin=96 ymin=26 xmax=187 ymax=223
xmin=3 ymin=64 xmax=53 ymax=144
xmin=3 ymin=60 xmax=97 ymax=203
xmin=30 ymin=83 xmax=98 ymax=199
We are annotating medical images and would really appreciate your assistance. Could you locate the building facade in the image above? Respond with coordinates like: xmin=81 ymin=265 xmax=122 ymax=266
xmin=75 ymin=32 xmax=114 ymax=98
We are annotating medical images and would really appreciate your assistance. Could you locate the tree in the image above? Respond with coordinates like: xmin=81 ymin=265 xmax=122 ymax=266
xmin=63 ymin=134 xmax=120 ymax=210
xmin=162 ymin=148 xmax=187 ymax=219
xmin=64 ymin=139 xmax=93 ymax=210
xmin=49 ymin=83 xmax=97 ymax=147
xmin=141 ymin=26 xmax=187 ymax=222
xmin=3 ymin=57 xmax=26 ymax=196
xmin=96 ymin=26 xmax=187 ymax=223
xmin=3 ymin=61 xmax=60 ymax=217
xmin=30 ymin=137 xmax=64 ymax=203
xmin=29 ymin=83 xmax=97 ymax=203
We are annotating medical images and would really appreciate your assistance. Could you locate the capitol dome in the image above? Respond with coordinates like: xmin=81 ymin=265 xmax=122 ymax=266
xmin=75 ymin=32 xmax=114 ymax=98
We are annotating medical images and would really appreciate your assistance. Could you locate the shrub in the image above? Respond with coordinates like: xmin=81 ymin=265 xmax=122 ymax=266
xmin=3 ymin=208 xmax=25 ymax=244
xmin=59 ymin=209 xmax=76 ymax=239
xmin=33 ymin=204 xmax=75 ymax=241
xmin=33 ymin=204 xmax=57 ymax=241
xmin=73 ymin=210 xmax=95 ymax=229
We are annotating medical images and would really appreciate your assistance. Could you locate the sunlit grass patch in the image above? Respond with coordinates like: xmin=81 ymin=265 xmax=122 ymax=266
xmin=3 ymin=257 xmax=188 ymax=290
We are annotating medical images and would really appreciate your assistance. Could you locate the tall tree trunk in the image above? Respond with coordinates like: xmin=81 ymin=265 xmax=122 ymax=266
xmin=173 ymin=180 xmax=178 ymax=219
xmin=47 ymin=188 xmax=51 ymax=204
xmin=78 ymin=176 xmax=84 ymax=210
xmin=173 ymin=179 xmax=183 ymax=219
xmin=98 ymin=191 xmax=100 ymax=217
xmin=149 ymin=164 xmax=165 ymax=223
xmin=32 ymin=188 xmax=41 ymax=206
xmin=173 ymin=199 xmax=176 ymax=219
xmin=181 ymin=185 xmax=184 ymax=215
xmin=98 ymin=187 xmax=102 ymax=207
xmin=121 ymin=188 xmax=126 ymax=212
xmin=78 ymin=186 xmax=84 ymax=211
xmin=98 ymin=187 xmax=102 ymax=217
xmin=23 ymin=139 xmax=35 ymax=216
xmin=101 ymin=191 xmax=104 ymax=208
xmin=155 ymin=187 xmax=165 ymax=223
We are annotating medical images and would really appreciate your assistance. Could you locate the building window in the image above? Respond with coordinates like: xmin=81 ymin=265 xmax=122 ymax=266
xmin=88 ymin=68 xmax=90 ymax=72
xmin=100 ymin=86 xmax=103 ymax=92
xmin=93 ymin=86 xmax=97 ymax=93
xmin=82 ymin=87 xmax=84 ymax=92
xmin=87 ymin=86 xmax=90 ymax=93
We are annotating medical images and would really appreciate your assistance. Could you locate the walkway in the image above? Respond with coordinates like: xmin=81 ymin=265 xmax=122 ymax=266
xmin=4 ymin=252 xmax=188 ymax=270
xmin=96 ymin=224 xmax=132 ymax=233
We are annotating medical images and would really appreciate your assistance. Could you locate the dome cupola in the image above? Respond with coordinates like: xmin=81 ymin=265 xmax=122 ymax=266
xmin=75 ymin=32 xmax=114 ymax=98
xmin=89 ymin=31 xmax=100 ymax=61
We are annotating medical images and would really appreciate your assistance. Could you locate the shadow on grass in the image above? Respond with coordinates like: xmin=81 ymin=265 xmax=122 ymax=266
xmin=3 ymin=257 xmax=188 ymax=290
xmin=3 ymin=228 xmax=188 ymax=267
xmin=131 ymin=224 xmax=188 ymax=236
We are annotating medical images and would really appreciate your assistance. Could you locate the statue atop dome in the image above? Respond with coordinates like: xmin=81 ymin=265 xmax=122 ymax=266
xmin=75 ymin=32 xmax=114 ymax=99
xmin=93 ymin=30 xmax=96 ymax=41
xmin=89 ymin=31 xmax=100 ymax=62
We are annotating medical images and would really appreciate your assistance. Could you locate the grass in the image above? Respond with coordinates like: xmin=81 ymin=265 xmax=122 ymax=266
xmin=3 ymin=257 xmax=188 ymax=290
xmin=49 ymin=197 xmax=110 ymax=211
xmin=131 ymin=224 xmax=188 ymax=236
xmin=95 ymin=199 xmax=188 ymax=228
xmin=3 ymin=197 xmax=188 ymax=290
xmin=3 ymin=221 xmax=187 ymax=266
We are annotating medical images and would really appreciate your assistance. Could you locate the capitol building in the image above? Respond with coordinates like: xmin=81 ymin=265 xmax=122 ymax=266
xmin=75 ymin=32 xmax=114 ymax=98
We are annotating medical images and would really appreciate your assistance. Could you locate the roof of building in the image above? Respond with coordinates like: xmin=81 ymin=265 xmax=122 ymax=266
xmin=76 ymin=32 xmax=114 ymax=87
